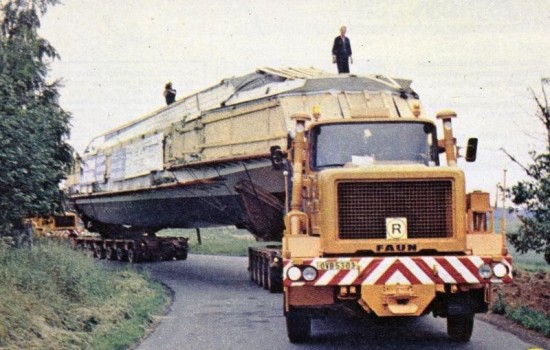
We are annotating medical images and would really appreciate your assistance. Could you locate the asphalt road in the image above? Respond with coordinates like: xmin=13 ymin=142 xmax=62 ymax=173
xmin=137 ymin=254 xmax=541 ymax=350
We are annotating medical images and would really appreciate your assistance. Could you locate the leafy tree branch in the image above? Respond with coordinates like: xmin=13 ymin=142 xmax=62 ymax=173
xmin=0 ymin=0 xmax=72 ymax=235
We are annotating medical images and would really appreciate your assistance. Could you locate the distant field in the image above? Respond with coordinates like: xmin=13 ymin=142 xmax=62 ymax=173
xmin=509 ymin=246 xmax=549 ymax=272
xmin=491 ymin=208 xmax=548 ymax=271
xmin=158 ymin=227 xmax=272 ymax=256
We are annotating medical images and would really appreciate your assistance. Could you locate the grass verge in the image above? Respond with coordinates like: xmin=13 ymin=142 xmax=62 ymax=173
xmin=0 ymin=237 xmax=169 ymax=349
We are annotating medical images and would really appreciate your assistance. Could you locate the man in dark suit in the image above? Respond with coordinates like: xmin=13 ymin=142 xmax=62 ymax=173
xmin=163 ymin=82 xmax=176 ymax=105
xmin=332 ymin=26 xmax=353 ymax=74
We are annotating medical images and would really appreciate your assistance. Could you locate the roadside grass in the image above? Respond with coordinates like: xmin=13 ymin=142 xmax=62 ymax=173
xmin=0 ymin=238 xmax=168 ymax=349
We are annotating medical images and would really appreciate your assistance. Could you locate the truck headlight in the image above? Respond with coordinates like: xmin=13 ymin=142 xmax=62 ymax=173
xmin=287 ymin=266 xmax=302 ymax=281
xmin=302 ymin=266 xmax=318 ymax=281
xmin=492 ymin=263 xmax=508 ymax=278
xmin=478 ymin=264 xmax=492 ymax=279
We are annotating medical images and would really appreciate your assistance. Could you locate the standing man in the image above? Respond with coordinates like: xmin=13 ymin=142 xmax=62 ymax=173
xmin=332 ymin=26 xmax=353 ymax=74
xmin=163 ymin=82 xmax=176 ymax=105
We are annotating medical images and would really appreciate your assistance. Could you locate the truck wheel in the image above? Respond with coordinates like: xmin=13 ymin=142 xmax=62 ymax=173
xmin=447 ymin=314 xmax=474 ymax=342
xmin=286 ymin=311 xmax=311 ymax=343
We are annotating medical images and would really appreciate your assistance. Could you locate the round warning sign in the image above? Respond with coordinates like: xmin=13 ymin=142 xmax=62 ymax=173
xmin=386 ymin=218 xmax=408 ymax=240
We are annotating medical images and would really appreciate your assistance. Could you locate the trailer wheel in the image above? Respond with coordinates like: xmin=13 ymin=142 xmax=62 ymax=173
xmin=248 ymin=250 xmax=254 ymax=281
xmin=262 ymin=257 xmax=269 ymax=289
xmin=252 ymin=256 xmax=260 ymax=284
xmin=77 ymin=242 xmax=85 ymax=254
xmin=249 ymin=264 xmax=255 ymax=281
xmin=286 ymin=310 xmax=311 ymax=343
xmin=105 ymin=246 xmax=117 ymax=260
xmin=93 ymin=245 xmax=105 ymax=259
xmin=85 ymin=244 xmax=95 ymax=258
xmin=77 ymin=242 xmax=87 ymax=253
xmin=258 ymin=257 xmax=264 ymax=287
xmin=175 ymin=249 xmax=188 ymax=260
xmin=447 ymin=314 xmax=474 ymax=342
xmin=116 ymin=247 xmax=127 ymax=261
xmin=268 ymin=266 xmax=283 ymax=293
xmin=127 ymin=248 xmax=140 ymax=263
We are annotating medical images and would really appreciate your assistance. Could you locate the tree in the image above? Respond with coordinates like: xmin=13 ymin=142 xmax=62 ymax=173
xmin=0 ymin=0 xmax=72 ymax=236
xmin=504 ymin=78 xmax=550 ymax=264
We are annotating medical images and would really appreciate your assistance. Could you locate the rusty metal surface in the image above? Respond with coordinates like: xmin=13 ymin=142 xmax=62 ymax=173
xmin=234 ymin=180 xmax=284 ymax=241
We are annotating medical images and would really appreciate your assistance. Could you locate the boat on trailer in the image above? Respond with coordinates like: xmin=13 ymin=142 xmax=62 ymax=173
xmin=67 ymin=67 xmax=424 ymax=240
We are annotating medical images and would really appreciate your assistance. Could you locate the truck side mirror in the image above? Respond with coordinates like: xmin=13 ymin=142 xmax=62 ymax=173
xmin=270 ymin=145 xmax=285 ymax=170
xmin=465 ymin=138 xmax=478 ymax=162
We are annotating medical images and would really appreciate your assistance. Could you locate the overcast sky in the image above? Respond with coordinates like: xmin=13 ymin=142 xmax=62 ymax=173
xmin=38 ymin=0 xmax=550 ymax=196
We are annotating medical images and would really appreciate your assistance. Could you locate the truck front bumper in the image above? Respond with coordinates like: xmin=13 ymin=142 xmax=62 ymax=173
xmin=284 ymin=255 xmax=512 ymax=316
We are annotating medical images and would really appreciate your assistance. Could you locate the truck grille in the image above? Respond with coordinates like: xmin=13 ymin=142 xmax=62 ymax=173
xmin=337 ymin=180 xmax=453 ymax=239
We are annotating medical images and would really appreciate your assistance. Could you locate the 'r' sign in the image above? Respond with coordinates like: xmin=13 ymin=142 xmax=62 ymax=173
xmin=386 ymin=218 xmax=408 ymax=240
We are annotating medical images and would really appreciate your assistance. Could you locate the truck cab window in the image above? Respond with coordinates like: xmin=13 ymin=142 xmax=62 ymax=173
xmin=311 ymin=121 xmax=438 ymax=169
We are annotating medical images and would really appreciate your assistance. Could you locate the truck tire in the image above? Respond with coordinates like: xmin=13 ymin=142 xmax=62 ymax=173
xmin=447 ymin=314 xmax=474 ymax=342
xmin=286 ymin=310 xmax=311 ymax=343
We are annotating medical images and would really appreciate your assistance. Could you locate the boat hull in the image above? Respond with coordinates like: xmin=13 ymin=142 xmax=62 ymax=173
xmin=70 ymin=159 xmax=286 ymax=240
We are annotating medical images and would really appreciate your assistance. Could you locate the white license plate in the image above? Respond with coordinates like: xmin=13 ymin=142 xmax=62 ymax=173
xmin=316 ymin=261 xmax=358 ymax=270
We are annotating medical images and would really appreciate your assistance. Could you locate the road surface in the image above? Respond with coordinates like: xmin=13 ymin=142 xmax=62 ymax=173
xmin=137 ymin=254 xmax=543 ymax=350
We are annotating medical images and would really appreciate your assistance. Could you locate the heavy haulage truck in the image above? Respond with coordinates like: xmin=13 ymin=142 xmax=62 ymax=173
xmin=65 ymin=67 xmax=512 ymax=342
xmin=280 ymin=110 xmax=513 ymax=343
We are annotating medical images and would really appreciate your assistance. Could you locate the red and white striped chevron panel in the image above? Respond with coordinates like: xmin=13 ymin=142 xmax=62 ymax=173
xmin=283 ymin=256 xmax=513 ymax=287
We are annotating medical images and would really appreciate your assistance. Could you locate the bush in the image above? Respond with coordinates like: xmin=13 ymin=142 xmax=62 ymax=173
xmin=491 ymin=291 xmax=507 ymax=315
xmin=506 ymin=306 xmax=550 ymax=337
xmin=491 ymin=288 xmax=550 ymax=337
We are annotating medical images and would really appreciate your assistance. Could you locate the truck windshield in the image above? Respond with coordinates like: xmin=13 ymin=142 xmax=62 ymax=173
xmin=310 ymin=121 xmax=438 ymax=169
